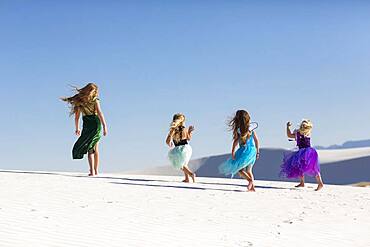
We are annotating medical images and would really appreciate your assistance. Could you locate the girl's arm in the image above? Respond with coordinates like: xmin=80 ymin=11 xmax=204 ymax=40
xmin=166 ymin=130 xmax=174 ymax=147
xmin=96 ymin=100 xmax=108 ymax=136
xmin=231 ymin=137 xmax=239 ymax=160
xmin=286 ymin=122 xmax=295 ymax=139
xmin=74 ymin=109 xmax=81 ymax=136
xmin=186 ymin=126 xmax=194 ymax=140
xmin=253 ymin=131 xmax=260 ymax=159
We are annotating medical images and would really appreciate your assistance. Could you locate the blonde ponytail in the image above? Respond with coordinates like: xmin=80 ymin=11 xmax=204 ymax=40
xmin=299 ymin=119 xmax=313 ymax=136
xmin=170 ymin=113 xmax=186 ymax=143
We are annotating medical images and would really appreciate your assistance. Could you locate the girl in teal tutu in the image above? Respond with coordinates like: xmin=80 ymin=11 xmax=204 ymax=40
xmin=166 ymin=113 xmax=196 ymax=183
xmin=219 ymin=110 xmax=260 ymax=191
xmin=62 ymin=83 xmax=108 ymax=176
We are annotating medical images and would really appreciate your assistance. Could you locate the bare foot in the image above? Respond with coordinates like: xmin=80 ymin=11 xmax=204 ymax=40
xmin=94 ymin=170 xmax=98 ymax=176
xmin=247 ymin=182 xmax=253 ymax=191
xmin=88 ymin=173 xmax=94 ymax=177
xmin=190 ymin=173 xmax=196 ymax=183
xmin=248 ymin=184 xmax=256 ymax=192
xmin=295 ymin=182 xmax=305 ymax=188
xmin=315 ymin=183 xmax=324 ymax=191
xmin=182 ymin=179 xmax=190 ymax=183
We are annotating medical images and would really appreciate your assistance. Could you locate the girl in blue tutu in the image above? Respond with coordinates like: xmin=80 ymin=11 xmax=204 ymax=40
xmin=219 ymin=110 xmax=260 ymax=191
xmin=280 ymin=120 xmax=324 ymax=191
xmin=166 ymin=113 xmax=196 ymax=183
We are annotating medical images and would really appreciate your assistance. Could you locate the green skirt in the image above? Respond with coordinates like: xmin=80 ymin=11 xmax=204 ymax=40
xmin=72 ymin=115 xmax=101 ymax=159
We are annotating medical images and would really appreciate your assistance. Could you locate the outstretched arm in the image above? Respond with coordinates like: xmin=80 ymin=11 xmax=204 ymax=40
xmin=286 ymin=122 xmax=295 ymax=139
xmin=96 ymin=100 xmax=108 ymax=136
xmin=186 ymin=126 xmax=194 ymax=140
xmin=74 ymin=109 xmax=81 ymax=136
xmin=253 ymin=131 xmax=260 ymax=159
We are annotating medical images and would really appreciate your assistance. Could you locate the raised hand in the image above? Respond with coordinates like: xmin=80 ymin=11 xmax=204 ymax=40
xmin=75 ymin=129 xmax=81 ymax=136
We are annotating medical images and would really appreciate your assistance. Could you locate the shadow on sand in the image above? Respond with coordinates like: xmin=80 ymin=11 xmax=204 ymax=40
xmin=0 ymin=170 xmax=288 ymax=191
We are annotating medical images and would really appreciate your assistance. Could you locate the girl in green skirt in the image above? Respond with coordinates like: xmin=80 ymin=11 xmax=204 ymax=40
xmin=62 ymin=83 xmax=108 ymax=176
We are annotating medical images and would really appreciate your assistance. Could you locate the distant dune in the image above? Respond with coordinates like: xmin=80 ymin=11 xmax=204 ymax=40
xmin=316 ymin=139 xmax=370 ymax=149
xmin=127 ymin=147 xmax=370 ymax=185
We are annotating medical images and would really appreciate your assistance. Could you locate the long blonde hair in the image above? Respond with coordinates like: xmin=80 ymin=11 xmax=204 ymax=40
xmin=61 ymin=83 xmax=98 ymax=115
xmin=229 ymin=110 xmax=251 ymax=145
xmin=299 ymin=119 xmax=313 ymax=137
xmin=170 ymin=113 xmax=186 ymax=143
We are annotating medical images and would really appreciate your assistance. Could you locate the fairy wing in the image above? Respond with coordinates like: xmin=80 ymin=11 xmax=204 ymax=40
xmin=249 ymin=122 xmax=258 ymax=132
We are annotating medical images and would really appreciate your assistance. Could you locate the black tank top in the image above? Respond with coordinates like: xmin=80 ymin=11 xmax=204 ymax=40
xmin=174 ymin=139 xmax=188 ymax=146
xmin=173 ymin=126 xmax=188 ymax=146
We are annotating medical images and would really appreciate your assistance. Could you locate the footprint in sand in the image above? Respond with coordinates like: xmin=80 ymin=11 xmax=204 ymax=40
xmin=236 ymin=240 xmax=253 ymax=246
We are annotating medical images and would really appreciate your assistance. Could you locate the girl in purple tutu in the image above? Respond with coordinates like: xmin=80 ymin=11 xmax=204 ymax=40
xmin=280 ymin=120 xmax=324 ymax=191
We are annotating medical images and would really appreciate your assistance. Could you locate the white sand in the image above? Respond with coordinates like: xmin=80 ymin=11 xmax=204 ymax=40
xmin=0 ymin=170 xmax=369 ymax=247
xmin=318 ymin=147 xmax=370 ymax=164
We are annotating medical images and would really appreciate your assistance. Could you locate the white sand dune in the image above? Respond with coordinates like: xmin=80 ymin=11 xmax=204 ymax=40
xmin=0 ymin=170 xmax=369 ymax=247
xmin=318 ymin=147 xmax=370 ymax=164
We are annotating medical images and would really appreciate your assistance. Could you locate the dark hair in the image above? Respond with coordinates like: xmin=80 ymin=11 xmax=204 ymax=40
xmin=228 ymin=110 xmax=251 ymax=144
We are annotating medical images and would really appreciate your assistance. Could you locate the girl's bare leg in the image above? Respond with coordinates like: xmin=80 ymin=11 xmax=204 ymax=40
xmin=183 ymin=165 xmax=196 ymax=183
xmin=239 ymin=170 xmax=253 ymax=191
xmin=246 ymin=166 xmax=255 ymax=192
xmin=93 ymin=143 xmax=99 ymax=175
xmin=88 ymin=152 xmax=94 ymax=176
xmin=181 ymin=168 xmax=189 ymax=182
xmin=295 ymin=176 xmax=305 ymax=187
xmin=315 ymin=174 xmax=324 ymax=191
xmin=238 ymin=170 xmax=252 ymax=182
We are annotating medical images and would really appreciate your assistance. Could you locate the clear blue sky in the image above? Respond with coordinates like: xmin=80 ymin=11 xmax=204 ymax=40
xmin=1 ymin=0 xmax=370 ymax=172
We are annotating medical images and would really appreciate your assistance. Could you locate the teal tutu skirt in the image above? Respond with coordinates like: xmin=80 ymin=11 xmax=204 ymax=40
xmin=219 ymin=145 xmax=257 ymax=177
xmin=168 ymin=144 xmax=192 ymax=169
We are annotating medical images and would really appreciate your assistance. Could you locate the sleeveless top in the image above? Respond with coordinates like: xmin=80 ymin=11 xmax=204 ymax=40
xmin=173 ymin=126 xmax=189 ymax=146
xmin=296 ymin=132 xmax=311 ymax=149
xmin=237 ymin=129 xmax=255 ymax=147
xmin=79 ymin=98 xmax=99 ymax=116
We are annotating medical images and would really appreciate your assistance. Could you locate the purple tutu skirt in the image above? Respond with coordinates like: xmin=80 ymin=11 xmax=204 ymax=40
xmin=280 ymin=147 xmax=320 ymax=178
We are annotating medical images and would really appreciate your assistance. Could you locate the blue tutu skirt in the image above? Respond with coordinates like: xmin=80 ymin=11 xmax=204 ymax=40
xmin=219 ymin=145 xmax=257 ymax=177
xmin=280 ymin=147 xmax=320 ymax=178
xmin=168 ymin=144 xmax=192 ymax=169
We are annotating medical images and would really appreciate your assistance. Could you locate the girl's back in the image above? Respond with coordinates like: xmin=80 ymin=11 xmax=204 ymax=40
xmin=238 ymin=130 xmax=255 ymax=148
